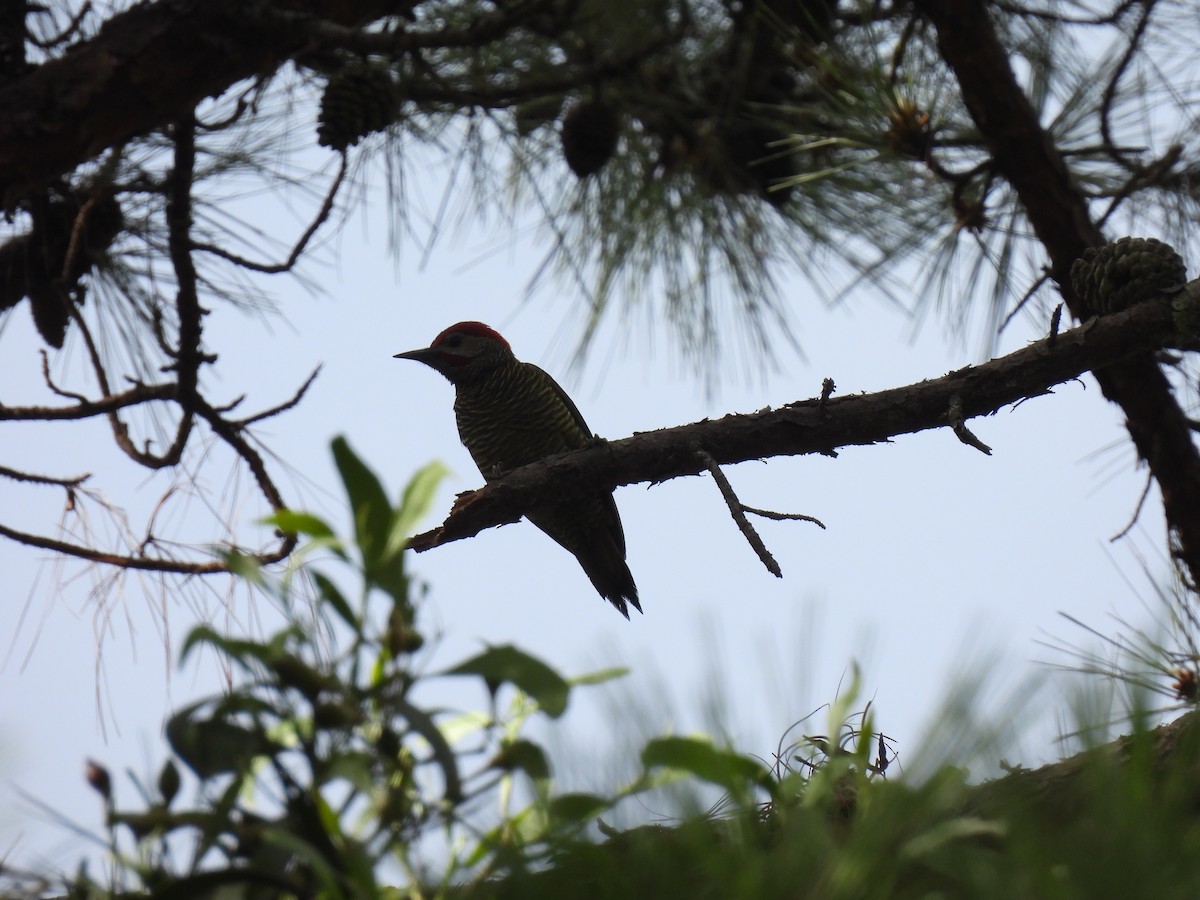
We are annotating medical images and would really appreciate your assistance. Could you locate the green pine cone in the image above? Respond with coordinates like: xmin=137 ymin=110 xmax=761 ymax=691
xmin=317 ymin=62 xmax=400 ymax=151
xmin=1070 ymin=236 xmax=1187 ymax=315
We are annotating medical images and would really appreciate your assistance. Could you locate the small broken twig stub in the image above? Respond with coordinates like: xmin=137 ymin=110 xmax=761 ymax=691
xmin=948 ymin=394 xmax=993 ymax=456
xmin=819 ymin=377 xmax=836 ymax=410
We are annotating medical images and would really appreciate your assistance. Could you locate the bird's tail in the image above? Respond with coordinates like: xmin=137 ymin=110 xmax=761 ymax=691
xmin=579 ymin=555 xmax=641 ymax=620
xmin=528 ymin=504 xmax=642 ymax=619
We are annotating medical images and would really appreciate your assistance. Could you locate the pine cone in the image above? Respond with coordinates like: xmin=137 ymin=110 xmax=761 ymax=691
xmin=29 ymin=281 xmax=69 ymax=349
xmin=1070 ymin=236 xmax=1187 ymax=315
xmin=2 ymin=189 xmax=124 ymax=346
xmin=561 ymin=100 xmax=620 ymax=177
xmin=317 ymin=62 xmax=401 ymax=151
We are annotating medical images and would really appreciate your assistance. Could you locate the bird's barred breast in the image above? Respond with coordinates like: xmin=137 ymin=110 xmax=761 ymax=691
xmin=453 ymin=363 xmax=588 ymax=478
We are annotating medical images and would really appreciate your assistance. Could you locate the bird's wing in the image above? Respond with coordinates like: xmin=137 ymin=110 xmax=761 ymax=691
xmin=531 ymin=364 xmax=596 ymax=448
xmin=534 ymin=365 xmax=628 ymax=555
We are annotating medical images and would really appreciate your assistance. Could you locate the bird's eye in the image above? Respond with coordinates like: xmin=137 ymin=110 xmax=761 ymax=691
xmin=445 ymin=334 xmax=463 ymax=349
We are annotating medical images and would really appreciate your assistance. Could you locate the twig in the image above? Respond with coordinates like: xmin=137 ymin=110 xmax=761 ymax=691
xmin=29 ymin=1 xmax=93 ymax=49
xmin=819 ymin=377 xmax=836 ymax=410
xmin=0 ymin=381 xmax=177 ymax=421
xmin=1097 ymin=144 xmax=1183 ymax=229
xmin=39 ymin=350 xmax=87 ymax=402
xmin=999 ymin=271 xmax=1052 ymax=334
xmin=0 ymin=464 xmax=90 ymax=488
xmin=989 ymin=0 xmax=1139 ymax=26
xmin=237 ymin=366 xmax=322 ymax=426
xmin=743 ymin=506 xmax=825 ymax=529
xmin=1098 ymin=0 xmax=1153 ymax=172
xmin=150 ymin=300 xmax=175 ymax=358
xmin=1110 ymin=473 xmax=1154 ymax=543
xmin=160 ymin=111 xmax=202 ymax=464
xmin=192 ymin=396 xmax=290 ymax=513
xmin=213 ymin=394 xmax=247 ymax=415
xmin=888 ymin=13 xmax=919 ymax=83
xmin=57 ymin=193 xmax=99 ymax=283
xmin=191 ymin=157 xmax=346 ymax=274
xmin=947 ymin=394 xmax=993 ymax=456
xmin=1049 ymin=303 xmax=1063 ymax=347
xmin=695 ymin=446 xmax=782 ymax=579
xmin=194 ymin=80 xmax=263 ymax=132
xmin=59 ymin=116 xmax=202 ymax=472
xmin=0 ymin=518 xmax=288 ymax=574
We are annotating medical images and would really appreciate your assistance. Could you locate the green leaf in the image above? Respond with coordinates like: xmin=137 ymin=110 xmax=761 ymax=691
xmin=157 ymin=759 xmax=182 ymax=808
xmin=314 ymin=791 xmax=343 ymax=843
xmin=136 ymin=868 xmax=296 ymax=900
xmin=436 ymin=709 xmax=493 ymax=744
xmin=900 ymin=816 xmax=1007 ymax=859
xmin=445 ymin=645 xmax=571 ymax=718
xmin=493 ymin=739 xmax=550 ymax=781
xmin=267 ymin=653 xmax=334 ymax=700
xmin=319 ymin=750 xmax=376 ymax=793
xmin=569 ymin=666 xmax=630 ymax=687
xmin=332 ymin=435 xmax=392 ymax=573
xmin=179 ymin=625 xmax=276 ymax=673
xmin=641 ymin=736 xmax=775 ymax=798
xmin=166 ymin=706 xmax=275 ymax=779
xmin=390 ymin=459 xmax=451 ymax=554
xmin=310 ymin=570 xmax=359 ymax=632
xmin=219 ymin=548 xmax=268 ymax=589
xmin=371 ymin=555 xmax=410 ymax=610
xmin=263 ymin=509 xmax=337 ymax=541
xmin=259 ymin=828 xmax=342 ymax=897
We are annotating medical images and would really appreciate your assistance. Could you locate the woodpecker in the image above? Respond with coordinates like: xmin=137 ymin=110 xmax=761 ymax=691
xmin=394 ymin=322 xmax=641 ymax=619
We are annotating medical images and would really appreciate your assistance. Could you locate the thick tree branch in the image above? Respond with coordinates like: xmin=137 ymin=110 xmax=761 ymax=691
xmin=0 ymin=0 xmax=410 ymax=202
xmin=914 ymin=0 xmax=1200 ymax=588
xmin=967 ymin=709 xmax=1200 ymax=819
xmin=411 ymin=298 xmax=1179 ymax=553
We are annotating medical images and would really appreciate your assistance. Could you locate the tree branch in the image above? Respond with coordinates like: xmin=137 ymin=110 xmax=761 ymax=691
xmin=0 ymin=0 xmax=412 ymax=202
xmin=0 ymin=464 xmax=89 ymax=488
xmin=0 ymin=518 xmax=293 ymax=574
xmin=914 ymin=0 xmax=1200 ymax=589
xmin=191 ymin=158 xmax=346 ymax=275
xmin=410 ymin=298 xmax=1179 ymax=553
xmin=0 ymin=381 xmax=177 ymax=420
xmin=695 ymin=446 xmax=782 ymax=578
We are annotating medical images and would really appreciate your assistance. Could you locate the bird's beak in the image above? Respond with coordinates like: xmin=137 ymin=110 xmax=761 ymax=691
xmin=393 ymin=347 xmax=438 ymax=365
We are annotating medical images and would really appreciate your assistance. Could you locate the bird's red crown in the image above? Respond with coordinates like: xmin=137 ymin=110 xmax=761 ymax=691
xmin=432 ymin=321 xmax=510 ymax=350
